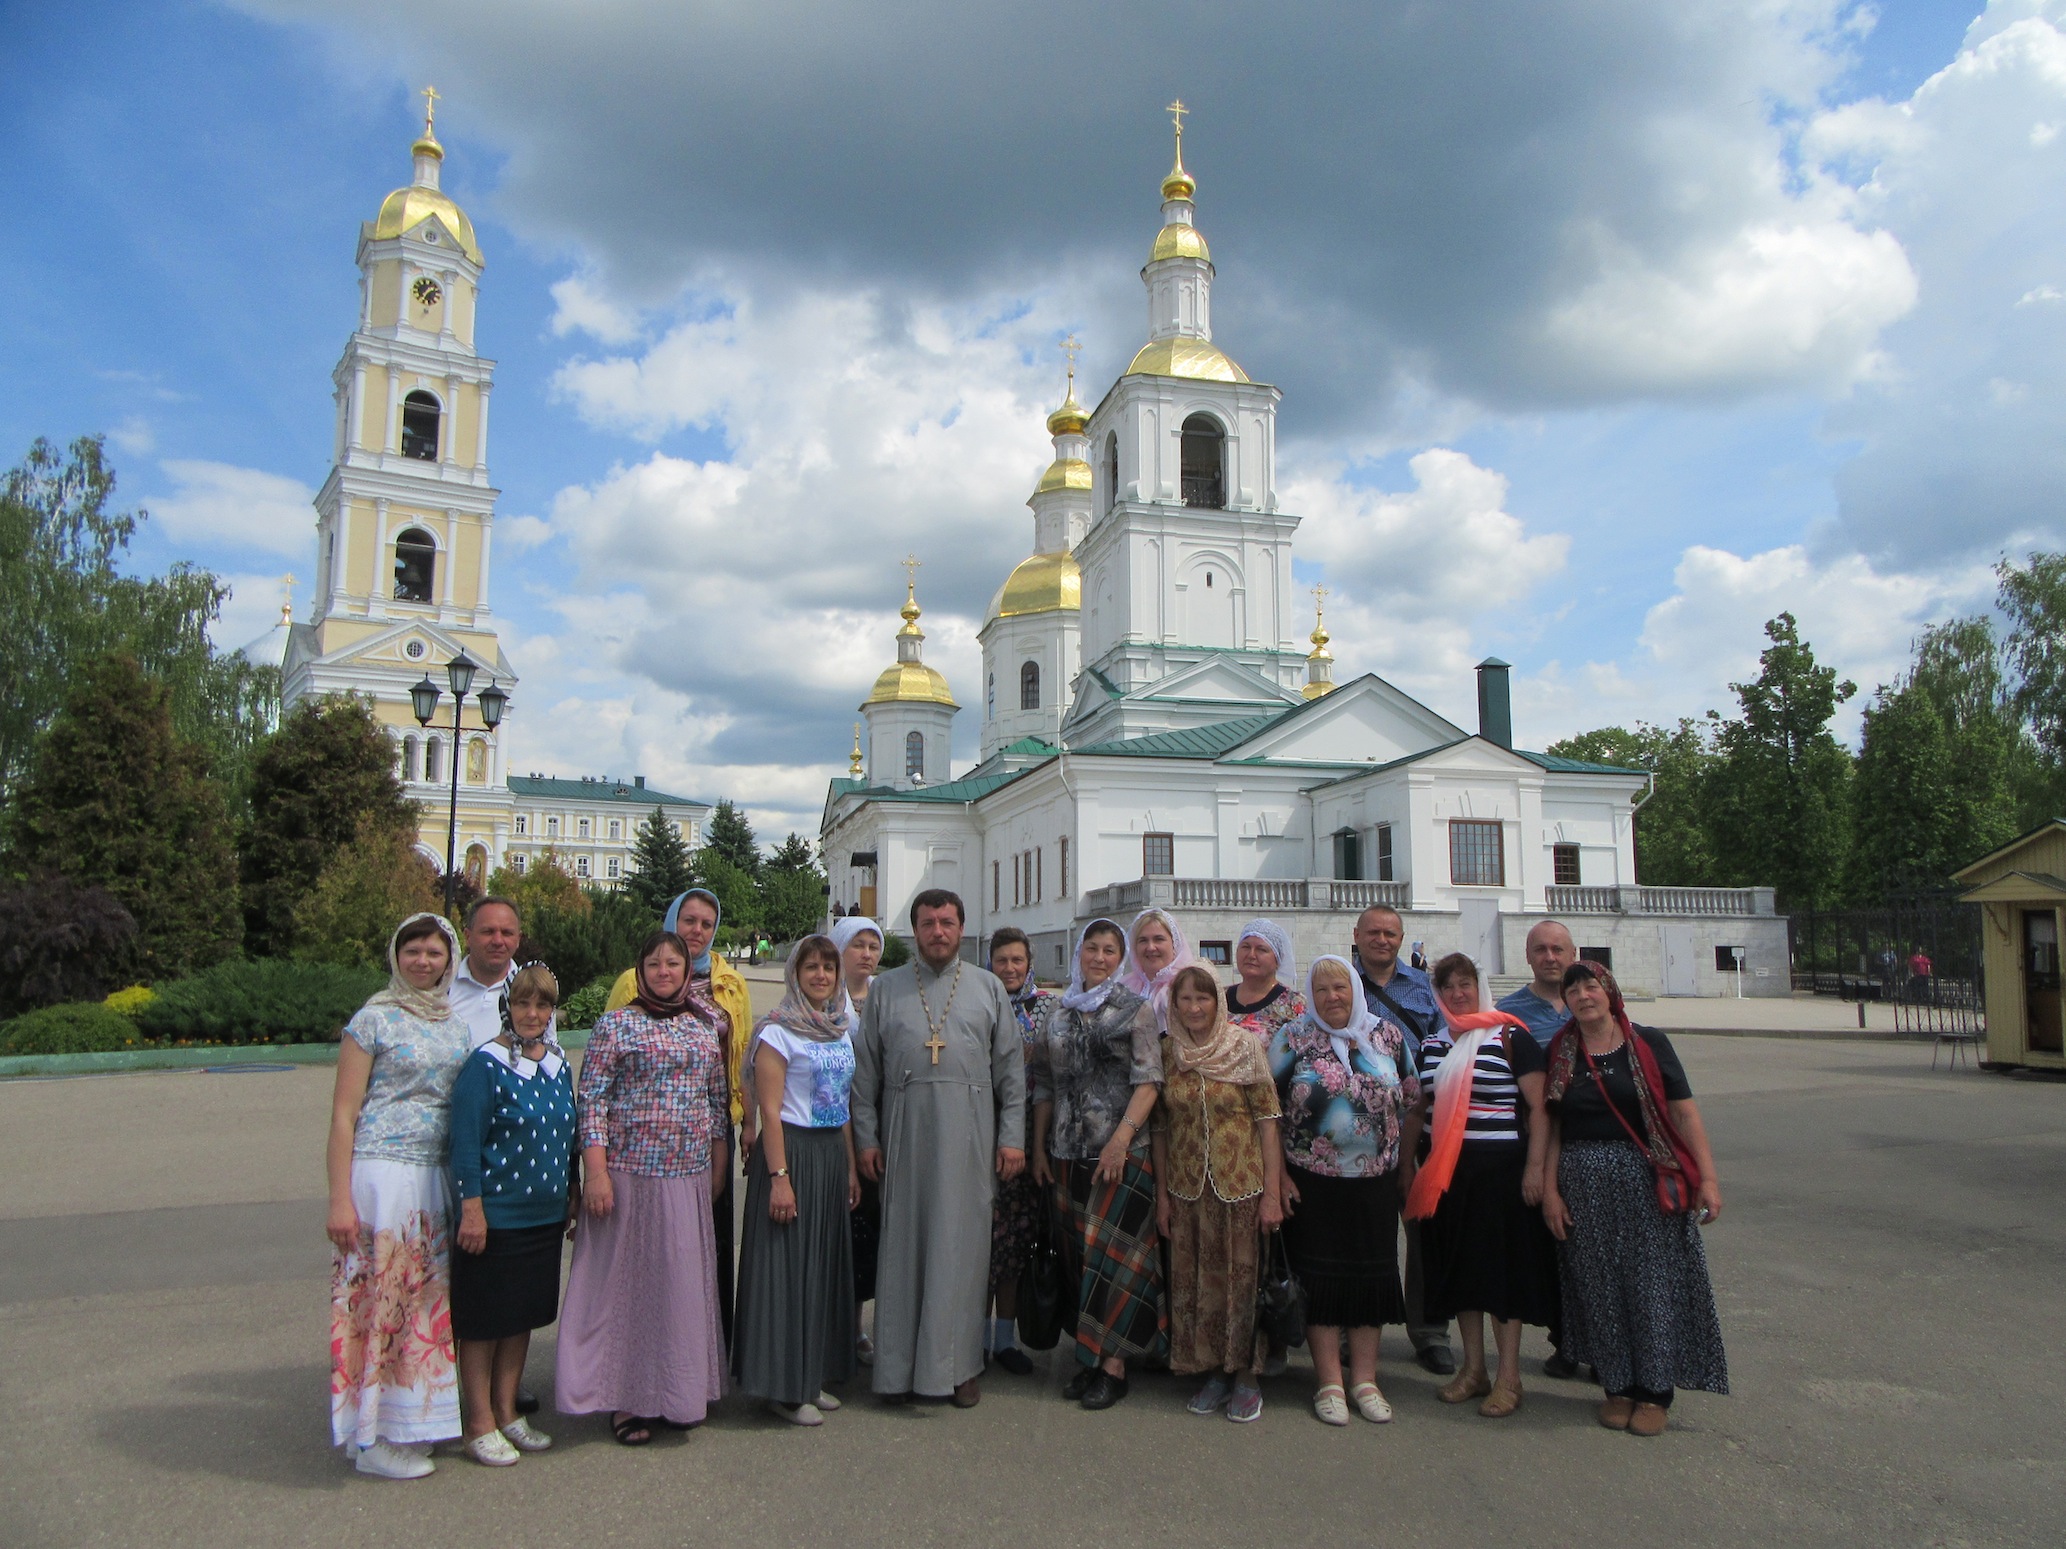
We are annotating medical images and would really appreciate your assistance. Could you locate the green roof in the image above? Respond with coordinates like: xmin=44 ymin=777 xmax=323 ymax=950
xmin=1516 ymin=751 xmax=1647 ymax=776
xmin=508 ymin=775 xmax=707 ymax=808
xmin=1000 ymin=736 xmax=1056 ymax=756
xmin=1068 ymin=715 xmax=1282 ymax=759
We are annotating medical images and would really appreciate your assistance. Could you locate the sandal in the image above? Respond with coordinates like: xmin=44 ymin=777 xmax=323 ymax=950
xmin=1478 ymin=1381 xmax=1523 ymax=1418
xmin=610 ymin=1413 xmax=654 ymax=1446
xmin=1438 ymin=1370 xmax=1492 ymax=1404
xmin=1313 ymin=1384 xmax=1350 ymax=1426
xmin=1349 ymin=1382 xmax=1393 ymax=1423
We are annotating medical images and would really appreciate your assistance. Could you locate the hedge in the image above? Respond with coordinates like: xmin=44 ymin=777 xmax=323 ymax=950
xmin=134 ymin=958 xmax=386 ymax=1045
xmin=0 ymin=1001 xmax=145 ymax=1056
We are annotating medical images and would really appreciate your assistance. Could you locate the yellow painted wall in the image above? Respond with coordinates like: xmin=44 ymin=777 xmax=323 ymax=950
xmin=369 ymin=261 xmax=401 ymax=332
xmin=359 ymin=366 xmax=389 ymax=452
xmin=1961 ymin=826 xmax=2066 ymax=1066
xmin=453 ymin=282 xmax=476 ymax=348
xmin=452 ymin=383 xmax=479 ymax=470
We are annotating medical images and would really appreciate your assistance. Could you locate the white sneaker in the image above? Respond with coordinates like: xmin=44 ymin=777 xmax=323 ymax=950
xmin=500 ymin=1418 xmax=553 ymax=1452
xmin=768 ymin=1401 xmax=824 ymax=1426
xmin=352 ymin=1440 xmax=435 ymax=1479
xmin=462 ymin=1430 xmax=521 ymax=1467
xmin=814 ymin=1390 xmax=842 ymax=1412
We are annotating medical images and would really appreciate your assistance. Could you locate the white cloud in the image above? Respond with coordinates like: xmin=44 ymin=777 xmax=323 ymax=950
xmin=498 ymin=513 xmax=553 ymax=550
xmin=109 ymin=417 xmax=155 ymax=456
xmin=151 ymin=459 xmax=315 ymax=558
xmin=548 ymin=275 xmax=644 ymax=346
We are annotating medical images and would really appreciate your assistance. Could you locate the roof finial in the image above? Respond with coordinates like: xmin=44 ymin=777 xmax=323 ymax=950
xmin=1162 ymin=99 xmax=1195 ymax=201
xmin=422 ymin=84 xmax=441 ymax=138
xmin=280 ymin=571 xmax=297 ymax=626
xmin=412 ymin=84 xmax=445 ymax=170
xmin=1304 ymin=583 xmax=1336 ymax=699
xmin=849 ymin=722 xmax=865 ymax=778
xmin=1047 ymin=335 xmax=1090 ymax=436
xmin=899 ymin=555 xmax=923 ymax=636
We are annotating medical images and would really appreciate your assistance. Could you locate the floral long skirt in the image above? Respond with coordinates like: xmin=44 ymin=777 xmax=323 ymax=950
xmin=329 ymin=1158 xmax=460 ymax=1449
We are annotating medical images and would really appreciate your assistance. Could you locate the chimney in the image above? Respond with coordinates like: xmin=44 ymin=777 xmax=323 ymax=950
xmin=1475 ymin=657 xmax=1513 ymax=749
xmin=634 ymin=775 xmax=645 ymax=788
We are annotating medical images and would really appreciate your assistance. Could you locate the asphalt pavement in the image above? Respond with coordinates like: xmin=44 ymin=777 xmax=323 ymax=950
xmin=0 ymin=1035 xmax=2060 ymax=1548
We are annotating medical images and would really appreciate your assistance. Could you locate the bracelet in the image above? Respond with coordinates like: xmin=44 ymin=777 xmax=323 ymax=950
xmin=771 ymin=1167 xmax=789 ymax=1179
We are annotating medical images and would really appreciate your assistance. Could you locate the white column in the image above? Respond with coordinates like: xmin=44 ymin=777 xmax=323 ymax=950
xmin=440 ymin=270 xmax=458 ymax=345
xmin=347 ymin=364 xmax=367 ymax=454
xmin=442 ymin=375 xmax=459 ymax=466
xmin=442 ymin=509 xmax=458 ymax=607
xmin=477 ymin=515 xmax=493 ymax=616
xmin=330 ymin=500 xmax=352 ymax=605
xmin=474 ymin=381 xmax=492 ymax=473
xmin=385 ymin=372 xmax=402 ymax=455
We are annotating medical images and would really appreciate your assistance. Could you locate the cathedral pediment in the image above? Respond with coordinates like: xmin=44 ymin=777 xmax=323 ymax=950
xmin=311 ymin=619 xmax=516 ymax=682
xmin=1133 ymin=655 xmax=1298 ymax=706
xmin=1228 ymin=674 xmax=1466 ymax=766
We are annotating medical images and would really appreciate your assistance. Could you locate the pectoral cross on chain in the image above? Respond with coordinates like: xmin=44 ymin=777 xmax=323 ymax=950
xmin=915 ymin=959 xmax=963 ymax=1067
xmin=923 ymin=1027 xmax=947 ymax=1065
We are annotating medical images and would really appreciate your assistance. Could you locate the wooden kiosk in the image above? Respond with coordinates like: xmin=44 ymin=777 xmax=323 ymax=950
xmin=1955 ymin=820 xmax=2066 ymax=1070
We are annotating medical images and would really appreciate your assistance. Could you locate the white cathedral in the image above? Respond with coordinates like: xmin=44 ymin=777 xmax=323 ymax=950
xmin=822 ymin=117 xmax=1785 ymax=996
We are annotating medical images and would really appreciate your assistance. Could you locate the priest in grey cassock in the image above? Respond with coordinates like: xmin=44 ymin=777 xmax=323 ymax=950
xmin=853 ymin=889 xmax=1026 ymax=1407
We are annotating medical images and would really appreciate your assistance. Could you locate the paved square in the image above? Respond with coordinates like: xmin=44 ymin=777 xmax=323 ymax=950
xmin=1 ymin=1036 xmax=2059 ymax=1548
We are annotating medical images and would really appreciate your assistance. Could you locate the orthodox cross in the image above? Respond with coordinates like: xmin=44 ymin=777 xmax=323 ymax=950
xmin=1312 ymin=582 xmax=1328 ymax=616
xmin=915 ymin=958 xmax=963 ymax=1065
xmin=1062 ymin=333 xmax=1081 ymax=389
xmin=281 ymin=572 xmax=297 ymax=624
xmin=421 ymin=85 xmax=441 ymax=135
xmin=1167 ymin=99 xmax=1188 ymax=143
xmin=902 ymin=554 xmax=921 ymax=591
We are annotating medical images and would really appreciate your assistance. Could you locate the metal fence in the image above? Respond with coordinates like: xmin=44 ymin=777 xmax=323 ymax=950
xmin=1788 ymin=890 xmax=1985 ymax=1038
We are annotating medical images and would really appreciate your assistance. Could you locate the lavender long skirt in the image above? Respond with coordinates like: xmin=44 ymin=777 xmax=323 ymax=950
xmin=556 ymin=1170 xmax=728 ymax=1424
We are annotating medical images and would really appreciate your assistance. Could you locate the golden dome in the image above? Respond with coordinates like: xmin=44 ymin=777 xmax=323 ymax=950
xmin=864 ymin=660 xmax=958 ymax=707
xmin=1150 ymin=223 xmax=1211 ymax=264
xmin=988 ymin=551 xmax=1082 ymax=621
xmin=1046 ymin=390 xmax=1090 ymax=437
xmin=1162 ymin=162 xmax=1196 ymax=202
xmin=1125 ymin=337 xmax=1249 ymax=383
xmin=1035 ymin=457 xmax=1093 ymax=495
xmin=375 ymin=184 xmax=483 ymax=265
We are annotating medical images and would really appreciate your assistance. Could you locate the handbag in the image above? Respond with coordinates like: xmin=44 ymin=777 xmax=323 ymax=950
xmin=1015 ymin=1192 xmax=1073 ymax=1352
xmin=1580 ymin=1034 xmax=1702 ymax=1216
xmin=1254 ymin=1228 xmax=1307 ymax=1349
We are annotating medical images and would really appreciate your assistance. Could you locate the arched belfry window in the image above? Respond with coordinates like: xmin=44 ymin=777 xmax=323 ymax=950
xmin=1104 ymin=432 xmax=1119 ymax=513
xmin=1020 ymin=660 xmax=1040 ymax=711
xmin=400 ymin=391 xmax=441 ymax=461
xmin=1180 ymin=414 xmax=1225 ymax=508
xmin=394 ymin=527 xmax=436 ymax=602
xmin=905 ymin=730 xmax=925 ymax=780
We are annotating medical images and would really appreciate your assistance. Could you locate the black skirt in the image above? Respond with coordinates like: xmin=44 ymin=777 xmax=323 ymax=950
xmin=1280 ymin=1164 xmax=1406 ymax=1329
xmin=1421 ymin=1144 xmax=1560 ymax=1326
xmin=450 ymin=1221 xmax=565 ymax=1341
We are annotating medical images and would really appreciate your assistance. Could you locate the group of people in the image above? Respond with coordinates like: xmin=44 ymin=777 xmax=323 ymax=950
xmin=326 ymin=888 xmax=1728 ymax=1480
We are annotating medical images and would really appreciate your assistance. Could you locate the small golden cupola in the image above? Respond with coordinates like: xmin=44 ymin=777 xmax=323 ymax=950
xmin=1127 ymin=100 xmax=1247 ymax=385
xmin=1303 ymin=585 xmax=1337 ymax=700
xmin=373 ymin=85 xmax=484 ymax=265
xmin=865 ymin=566 xmax=958 ymax=707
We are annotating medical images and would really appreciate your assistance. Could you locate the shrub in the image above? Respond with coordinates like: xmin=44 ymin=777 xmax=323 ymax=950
xmin=135 ymin=958 xmax=385 ymax=1045
xmin=0 ymin=1001 xmax=141 ymax=1056
xmin=877 ymin=932 xmax=910 ymax=970
xmin=0 ymin=876 xmax=139 ymax=1017
xmin=103 ymin=984 xmax=157 ymax=1017
xmin=519 ymin=891 xmax=650 ymax=993
xmin=289 ymin=818 xmax=440 ymax=969
xmin=557 ymin=974 xmax=618 ymax=1032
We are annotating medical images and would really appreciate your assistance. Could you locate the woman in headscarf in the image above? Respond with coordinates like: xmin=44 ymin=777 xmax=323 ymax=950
xmin=326 ymin=912 xmax=470 ymax=1480
xmin=733 ymin=935 xmax=860 ymax=1426
xmin=1541 ymin=961 xmax=1726 ymax=1438
xmin=1226 ymin=917 xmax=1305 ymax=1045
xmin=1153 ymin=965 xmax=1283 ymax=1424
xmin=1268 ymin=955 xmax=1422 ymax=1427
xmin=605 ymin=888 xmax=752 ymax=1343
xmin=1030 ymin=919 xmax=1167 ymax=1410
xmin=983 ymin=927 xmax=1048 ymax=1375
xmin=558 ymin=929 xmax=730 ymax=1447
xmin=1122 ymin=907 xmax=1195 ymax=1029
xmin=1404 ymin=953 xmax=1557 ymax=1420
xmin=828 ymin=914 xmax=885 ymax=1364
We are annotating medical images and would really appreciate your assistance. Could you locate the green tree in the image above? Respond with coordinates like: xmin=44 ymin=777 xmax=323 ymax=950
xmin=624 ymin=805 xmax=695 ymax=913
xmin=1546 ymin=719 xmax=1718 ymax=886
xmin=1702 ymin=613 xmax=1856 ymax=910
xmin=290 ymin=818 xmax=442 ymax=968
xmin=486 ymin=847 xmax=591 ymax=922
xmin=240 ymin=694 xmax=420 ymax=956
xmin=703 ymin=799 xmax=762 ymax=875
xmin=768 ymin=832 xmax=816 ymax=871
xmin=761 ymin=867 xmax=828 ymax=943
xmin=0 ymin=435 xmax=278 ymax=803
xmin=4 ymin=654 xmax=242 ymax=977
xmin=2000 ymin=551 xmax=2066 ymax=764
xmin=692 ymin=850 xmax=762 ymax=946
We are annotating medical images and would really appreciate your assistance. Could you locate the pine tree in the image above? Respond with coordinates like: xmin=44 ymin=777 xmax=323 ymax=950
xmin=704 ymin=799 xmax=762 ymax=875
xmin=240 ymin=694 xmax=420 ymax=956
xmin=625 ymin=806 xmax=695 ymax=913
xmin=4 ymin=653 xmax=242 ymax=977
xmin=768 ymin=832 xmax=817 ymax=872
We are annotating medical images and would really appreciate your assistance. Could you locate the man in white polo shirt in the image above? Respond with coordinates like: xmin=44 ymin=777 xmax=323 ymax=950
xmin=450 ymin=896 xmax=523 ymax=1050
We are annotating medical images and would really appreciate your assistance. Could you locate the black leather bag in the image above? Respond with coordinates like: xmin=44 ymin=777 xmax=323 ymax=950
xmin=1015 ymin=1195 xmax=1074 ymax=1352
xmin=1255 ymin=1230 xmax=1307 ymax=1349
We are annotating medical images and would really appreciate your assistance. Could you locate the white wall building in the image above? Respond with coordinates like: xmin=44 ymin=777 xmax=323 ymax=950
xmin=824 ymin=121 xmax=1785 ymax=995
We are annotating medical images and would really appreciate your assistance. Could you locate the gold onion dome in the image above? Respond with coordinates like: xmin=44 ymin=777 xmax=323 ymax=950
xmin=1035 ymin=457 xmax=1093 ymax=494
xmin=376 ymin=87 xmax=483 ymax=264
xmin=1125 ymin=337 xmax=1248 ymax=383
xmin=988 ymin=551 xmax=1082 ymax=622
xmin=1162 ymin=145 xmax=1196 ymax=202
xmin=1150 ymin=222 xmax=1211 ymax=264
xmin=865 ymin=578 xmax=958 ymax=707
xmin=1046 ymin=387 xmax=1091 ymax=437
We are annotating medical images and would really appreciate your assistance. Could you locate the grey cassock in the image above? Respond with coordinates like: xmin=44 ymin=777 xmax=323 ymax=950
xmin=851 ymin=956 xmax=1026 ymax=1397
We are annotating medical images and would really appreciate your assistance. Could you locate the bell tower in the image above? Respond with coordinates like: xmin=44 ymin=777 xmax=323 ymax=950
xmin=283 ymin=91 xmax=515 ymax=860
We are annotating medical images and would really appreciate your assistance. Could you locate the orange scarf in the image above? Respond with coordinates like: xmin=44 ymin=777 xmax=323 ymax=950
xmin=1404 ymin=1010 xmax=1530 ymax=1221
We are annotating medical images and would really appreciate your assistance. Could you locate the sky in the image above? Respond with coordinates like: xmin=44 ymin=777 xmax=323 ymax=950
xmin=1 ymin=0 xmax=2057 ymax=841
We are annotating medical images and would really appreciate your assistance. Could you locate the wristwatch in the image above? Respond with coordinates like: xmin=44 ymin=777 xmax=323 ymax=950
xmin=771 ymin=1167 xmax=789 ymax=1178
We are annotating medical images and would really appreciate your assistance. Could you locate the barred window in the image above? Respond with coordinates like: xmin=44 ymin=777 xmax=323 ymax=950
xmin=1374 ymin=822 xmax=1394 ymax=882
xmin=1449 ymin=820 xmax=1504 ymax=887
xmin=1143 ymin=832 xmax=1175 ymax=877
xmin=1552 ymin=843 xmax=1581 ymax=886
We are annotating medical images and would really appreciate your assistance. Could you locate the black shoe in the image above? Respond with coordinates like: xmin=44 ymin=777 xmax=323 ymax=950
xmin=1416 ymin=1345 xmax=1457 ymax=1376
xmin=1061 ymin=1367 xmax=1097 ymax=1401
xmin=1543 ymin=1350 xmax=1580 ymax=1380
xmin=1080 ymin=1372 xmax=1129 ymax=1410
xmin=994 ymin=1346 xmax=1035 ymax=1376
xmin=514 ymin=1385 xmax=540 ymax=1415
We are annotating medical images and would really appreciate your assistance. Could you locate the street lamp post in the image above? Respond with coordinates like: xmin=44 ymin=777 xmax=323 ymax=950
xmin=409 ymin=653 xmax=509 ymax=917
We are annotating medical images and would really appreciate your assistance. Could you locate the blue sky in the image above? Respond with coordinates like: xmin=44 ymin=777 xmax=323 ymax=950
xmin=2 ymin=1 xmax=2053 ymax=835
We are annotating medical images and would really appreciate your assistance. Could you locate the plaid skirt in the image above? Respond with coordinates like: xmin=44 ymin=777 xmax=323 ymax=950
xmin=1066 ymin=1145 xmax=1169 ymax=1368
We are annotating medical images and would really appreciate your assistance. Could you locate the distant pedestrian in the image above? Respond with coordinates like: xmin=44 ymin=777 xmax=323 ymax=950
xmin=448 ymin=963 xmax=576 ymax=1467
xmin=326 ymin=912 xmax=469 ymax=1480
xmin=1908 ymin=950 xmax=1934 ymax=1003
xmin=1541 ymin=961 xmax=1727 ymax=1437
